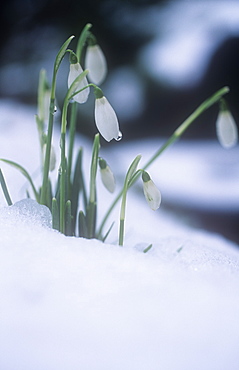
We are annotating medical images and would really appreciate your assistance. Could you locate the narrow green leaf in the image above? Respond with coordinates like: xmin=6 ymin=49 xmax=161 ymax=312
xmin=65 ymin=200 xmax=73 ymax=236
xmin=0 ymin=159 xmax=39 ymax=202
xmin=52 ymin=197 xmax=60 ymax=231
xmin=76 ymin=23 xmax=92 ymax=61
xmin=0 ymin=168 xmax=13 ymax=205
xmin=54 ymin=35 xmax=75 ymax=73
xmin=101 ymin=222 xmax=115 ymax=243
xmin=71 ymin=148 xmax=83 ymax=228
xmin=78 ymin=210 xmax=88 ymax=238
xmin=143 ymin=244 xmax=153 ymax=253
xmin=125 ymin=154 xmax=141 ymax=187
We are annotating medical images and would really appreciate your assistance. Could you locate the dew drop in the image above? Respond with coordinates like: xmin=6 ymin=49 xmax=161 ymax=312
xmin=115 ymin=131 xmax=123 ymax=141
xmin=54 ymin=106 xmax=57 ymax=113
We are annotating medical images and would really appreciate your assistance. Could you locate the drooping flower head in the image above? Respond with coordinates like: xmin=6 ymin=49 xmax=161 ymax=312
xmin=68 ymin=52 xmax=90 ymax=104
xmin=94 ymin=86 xmax=121 ymax=142
xmin=141 ymin=171 xmax=161 ymax=211
xmin=216 ymin=99 xmax=238 ymax=148
xmin=85 ymin=35 xmax=107 ymax=85
xmin=99 ymin=158 xmax=115 ymax=193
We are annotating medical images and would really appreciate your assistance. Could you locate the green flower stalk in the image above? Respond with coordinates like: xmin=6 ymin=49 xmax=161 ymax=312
xmin=99 ymin=158 xmax=116 ymax=193
xmin=216 ymin=99 xmax=238 ymax=148
xmin=40 ymin=34 xmax=75 ymax=206
xmin=119 ymin=155 xmax=141 ymax=246
xmin=43 ymin=143 xmax=56 ymax=172
xmin=94 ymin=86 xmax=121 ymax=142
xmin=141 ymin=171 xmax=161 ymax=211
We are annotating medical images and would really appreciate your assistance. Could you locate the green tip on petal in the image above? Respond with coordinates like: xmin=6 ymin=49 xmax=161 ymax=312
xmin=99 ymin=157 xmax=107 ymax=170
xmin=142 ymin=171 xmax=151 ymax=183
xmin=94 ymin=86 xmax=104 ymax=99
xmin=69 ymin=52 xmax=78 ymax=65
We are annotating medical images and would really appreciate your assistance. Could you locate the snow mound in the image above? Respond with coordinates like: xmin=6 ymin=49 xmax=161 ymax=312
xmin=1 ymin=199 xmax=239 ymax=370
xmin=0 ymin=199 xmax=52 ymax=228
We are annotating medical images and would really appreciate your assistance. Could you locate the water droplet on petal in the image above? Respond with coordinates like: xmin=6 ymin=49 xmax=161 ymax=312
xmin=54 ymin=106 xmax=57 ymax=113
xmin=115 ymin=131 xmax=122 ymax=141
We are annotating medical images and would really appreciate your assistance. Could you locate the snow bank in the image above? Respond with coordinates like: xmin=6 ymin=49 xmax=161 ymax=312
xmin=1 ymin=198 xmax=239 ymax=370
xmin=1 ymin=100 xmax=239 ymax=369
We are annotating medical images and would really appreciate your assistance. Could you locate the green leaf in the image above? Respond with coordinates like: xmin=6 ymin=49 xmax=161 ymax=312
xmin=71 ymin=148 xmax=85 ymax=227
xmin=52 ymin=197 xmax=60 ymax=231
xmin=101 ymin=222 xmax=115 ymax=242
xmin=143 ymin=244 xmax=153 ymax=253
xmin=0 ymin=168 xmax=13 ymax=205
xmin=0 ymin=159 xmax=40 ymax=202
xmin=125 ymin=154 xmax=141 ymax=187
xmin=65 ymin=200 xmax=73 ymax=236
xmin=78 ymin=210 xmax=88 ymax=238
xmin=54 ymin=35 xmax=75 ymax=73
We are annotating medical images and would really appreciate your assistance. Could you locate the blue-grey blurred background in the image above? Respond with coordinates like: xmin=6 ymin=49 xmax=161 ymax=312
xmin=1 ymin=0 xmax=239 ymax=242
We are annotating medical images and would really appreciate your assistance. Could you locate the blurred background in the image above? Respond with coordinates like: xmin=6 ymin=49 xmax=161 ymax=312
xmin=0 ymin=0 xmax=239 ymax=242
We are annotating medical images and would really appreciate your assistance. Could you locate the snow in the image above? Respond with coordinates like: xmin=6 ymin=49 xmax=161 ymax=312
xmin=1 ymin=100 xmax=239 ymax=369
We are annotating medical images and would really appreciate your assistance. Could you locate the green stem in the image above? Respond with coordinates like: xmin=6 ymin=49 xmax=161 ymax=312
xmin=87 ymin=134 xmax=100 ymax=238
xmin=98 ymin=86 xmax=230 ymax=238
xmin=40 ymin=35 xmax=74 ymax=206
xmin=67 ymin=102 xmax=78 ymax=197
xmin=118 ymin=155 xmax=141 ymax=246
xmin=60 ymin=132 xmax=66 ymax=234
xmin=143 ymin=86 xmax=230 ymax=170
xmin=76 ymin=23 xmax=92 ymax=62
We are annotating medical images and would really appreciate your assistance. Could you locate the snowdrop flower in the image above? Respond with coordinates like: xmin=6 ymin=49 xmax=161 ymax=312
xmin=99 ymin=158 xmax=115 ymax=193
xmin=142 ymin=171 xmax=161 ymax=211
xmin=216 ymin=101 xmax=238 ymax=148
xmin=85 ymin=43 xmax=107 ymax=85
xmin=68 ymin=55 xmax=90 ymax=104
xmin=94 ymin=87 xmax=121 ymax=142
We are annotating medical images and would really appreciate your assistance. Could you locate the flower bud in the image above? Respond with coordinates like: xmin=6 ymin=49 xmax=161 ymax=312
xmin=94 ymin=87 xmax=121 ymax=142
xmin=68 ymin=62 xmax=90 ymax=104
xmin=216 ymin=101 xmax=238 ymax=148
xmin=142 ymin=171 xmax=161 ymax=211
xmin=85 ymin=44 xmax=107 ymax=85
xmin=99 ymin=158 xmax=115 ymax=193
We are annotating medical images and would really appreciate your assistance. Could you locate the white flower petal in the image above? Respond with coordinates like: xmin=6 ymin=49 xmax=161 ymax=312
xmin=85 ymin=45 xmax=107 ymax=85
xmin=100 ymin=166 xmax=115 ymax=193
xmin=216 ymin=110 xmax=238 ymax=148
xmin=94 ymin=97 xmax=120 ymax=142
xmin=143 ymin=179 xmax=161 ymax=211
xmin=68 ymin=63 xmax=90 ymax=104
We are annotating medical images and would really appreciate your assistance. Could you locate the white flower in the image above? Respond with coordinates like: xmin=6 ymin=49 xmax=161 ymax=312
xmin=216 ymin=110 xmax=238 ymax=148
xmin=68 ymin=63 xmax=90 ymax=104
xmin=85 ymin=44 xmax=107 ymax=85
xmin=142 ymin=171 xmax=161 ymax=211
xmin=94 ymin=95 xmax=120 ymax=142
xmin=99 ymin=158 xmax=115 ymax=193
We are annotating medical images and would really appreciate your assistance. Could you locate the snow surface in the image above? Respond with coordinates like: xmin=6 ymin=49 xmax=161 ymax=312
xmin=1 ymin=100 xmax=239 ymax=370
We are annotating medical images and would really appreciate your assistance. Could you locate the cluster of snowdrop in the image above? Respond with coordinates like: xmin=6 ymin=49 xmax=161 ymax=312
xmin=0 ymin=23 xmax=238 ymax=246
